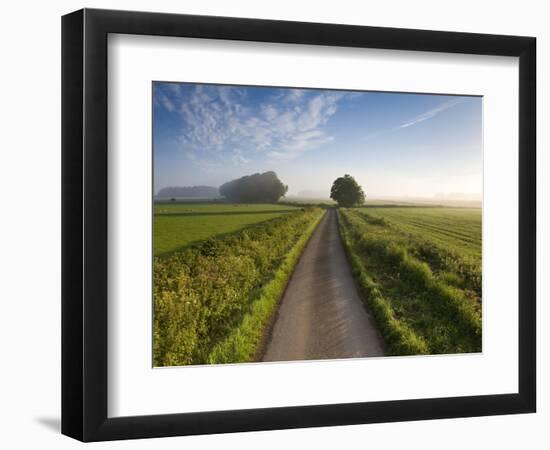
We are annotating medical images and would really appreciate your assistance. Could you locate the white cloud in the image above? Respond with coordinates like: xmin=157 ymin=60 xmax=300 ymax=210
xmin=281 ymin=130 xmax=333 ymax=154
xmin=230 ymin=149 xmax=249 ymax=166
xmin=267 ymin=151 xmax=291 ymax=161
xmin=157 ymin=84 xmax=347 ymax=165
xmin=261 ymin=104 xmax=278 ymax=121
xmin=284 ymin=89 xmax=304 ymax=103
xmin=400 ymin=98 xmax=465 ymax=128
xmin=160 ymin=95 xmax=175 ymax=112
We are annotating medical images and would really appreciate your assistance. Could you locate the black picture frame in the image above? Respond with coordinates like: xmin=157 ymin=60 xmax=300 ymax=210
xmin=61 ymin=8 xmax=536 ymax=442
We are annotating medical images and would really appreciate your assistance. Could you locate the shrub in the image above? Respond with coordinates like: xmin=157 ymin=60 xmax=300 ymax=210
xmin=153 ymin=208 xmax=324 ymax=366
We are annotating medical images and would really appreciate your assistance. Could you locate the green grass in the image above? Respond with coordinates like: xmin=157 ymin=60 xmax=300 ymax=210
xmin=338 ymin=207 xmax=481 ymax=356
xmin=207 ymin=210 xmax=325 ymax=364
xmin=154 ymin=202 xmax=299 ymax=214
xmin=362 ymin=207 xmax=481 ymax=260
xmin=154 ymin=203 xmax=299 ymax=256
xmin=355 ymin=207 xmax=482 ymax=295
xmin=153 ymin=207 xmax=325 ymax=366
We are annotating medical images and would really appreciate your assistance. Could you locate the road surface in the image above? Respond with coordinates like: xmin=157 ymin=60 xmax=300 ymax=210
xmin=262 ymin=209 xmax=385 ymax=362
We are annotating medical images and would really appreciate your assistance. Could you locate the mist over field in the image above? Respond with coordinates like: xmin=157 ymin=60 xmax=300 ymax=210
xmin=153 ymin=83 xmax=482 ymax=203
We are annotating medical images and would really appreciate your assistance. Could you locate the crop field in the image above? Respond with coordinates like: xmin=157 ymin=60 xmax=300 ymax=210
xmin=154 ymin=202 xmax=299 ymax=256
xmin=362 ymin=207 xmax=482 ymax=260
xmin=338 ymin=207 xmax=482 ymax=356
xmin=153 ymin=207 xmax=325 ymax=366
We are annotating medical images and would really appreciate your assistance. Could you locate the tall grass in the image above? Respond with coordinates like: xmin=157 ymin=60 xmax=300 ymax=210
xmin=338 ymin=209 xmax=481 ymax=355
xmin=153 ymin=208 xmax=325 ymax=366
xmin=355 ymin=210 xmax=481 ymax=297
xmin=339 ymin=221 xmax=429 ymax=355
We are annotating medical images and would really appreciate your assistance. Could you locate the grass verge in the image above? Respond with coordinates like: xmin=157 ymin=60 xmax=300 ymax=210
xmin=338 ymin=213 xmax=429 ymax=355
xmin=338 ymin=209 xmax=481 ymax=355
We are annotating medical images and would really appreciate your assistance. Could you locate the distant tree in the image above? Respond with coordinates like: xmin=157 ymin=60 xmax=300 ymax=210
xmin=330 ymin=174 xmax=365 ymax=207
xmin=220 ymin=171 xmax=288 ymax=203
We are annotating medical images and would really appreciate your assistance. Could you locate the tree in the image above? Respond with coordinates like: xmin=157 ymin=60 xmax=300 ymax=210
xmin=330 ymin=174 xmax=365 ymax=207
xmin=219 ymin=171 xmax=288 ymax=203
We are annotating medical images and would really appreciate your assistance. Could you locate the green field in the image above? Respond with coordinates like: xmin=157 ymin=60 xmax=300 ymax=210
xmin=154 ymin=200 xmax=483 ymax=363
xmin=154 ymin=203 xmax=299 ymax=256
xmin=362 ymin=207 xmax=481 ymax=260
xmin=338 ymin=207 xmax=482 ymax=356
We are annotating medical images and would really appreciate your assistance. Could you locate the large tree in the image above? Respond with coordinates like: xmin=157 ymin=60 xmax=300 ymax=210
xmin=330 ymin=174 xmax=365 ymax=207
xmin=220 ymin=171 xmax=288 ymax=203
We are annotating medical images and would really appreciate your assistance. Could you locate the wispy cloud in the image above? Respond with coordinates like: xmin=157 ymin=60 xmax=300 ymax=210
xmin=154 ymin=84 xmax=346 ymax=166
xmin=399 ymin=98 xmax=465 ymax=128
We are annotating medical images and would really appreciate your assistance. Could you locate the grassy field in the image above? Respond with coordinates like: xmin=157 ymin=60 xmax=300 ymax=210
xmin=154 ymin=199 xmax=483 ymax=363
xmin=154 ymin=203 xmax=299 ymax=256
xmin=153 ymin=207 xmax=325 ymax=366
xmin=338 ymin=207 xmax=482 ymax=356
xmin=362 ymin=207 xmax=481 ymax=260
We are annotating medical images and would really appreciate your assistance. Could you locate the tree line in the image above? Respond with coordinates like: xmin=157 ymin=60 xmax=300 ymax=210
xmin=160 ymin=171 xmax=366 ymax=206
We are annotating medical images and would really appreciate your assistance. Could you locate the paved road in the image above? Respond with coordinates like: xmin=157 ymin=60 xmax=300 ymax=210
xmin=262 ymin=209 xmax=385 ymax=362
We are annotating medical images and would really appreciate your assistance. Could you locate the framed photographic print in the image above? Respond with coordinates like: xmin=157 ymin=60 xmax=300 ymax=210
xmin=61 ymin=8 xmax=536 ymax=442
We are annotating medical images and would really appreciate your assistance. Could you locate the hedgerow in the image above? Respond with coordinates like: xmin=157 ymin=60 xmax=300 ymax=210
xmin=153 ymin=208 xmax=325 ymax=366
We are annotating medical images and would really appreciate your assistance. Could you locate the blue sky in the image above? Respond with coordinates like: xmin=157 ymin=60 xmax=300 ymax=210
xmin=153 ymin=82 xmax=482 ymax=200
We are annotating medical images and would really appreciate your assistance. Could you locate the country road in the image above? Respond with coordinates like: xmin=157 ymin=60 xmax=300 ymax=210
xmin=262 ymin=208 xmax=385 ymax=362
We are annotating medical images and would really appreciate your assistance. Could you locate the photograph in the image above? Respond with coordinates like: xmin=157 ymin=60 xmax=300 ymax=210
xmin=152 ymin=82 xmax=482 ymax=367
